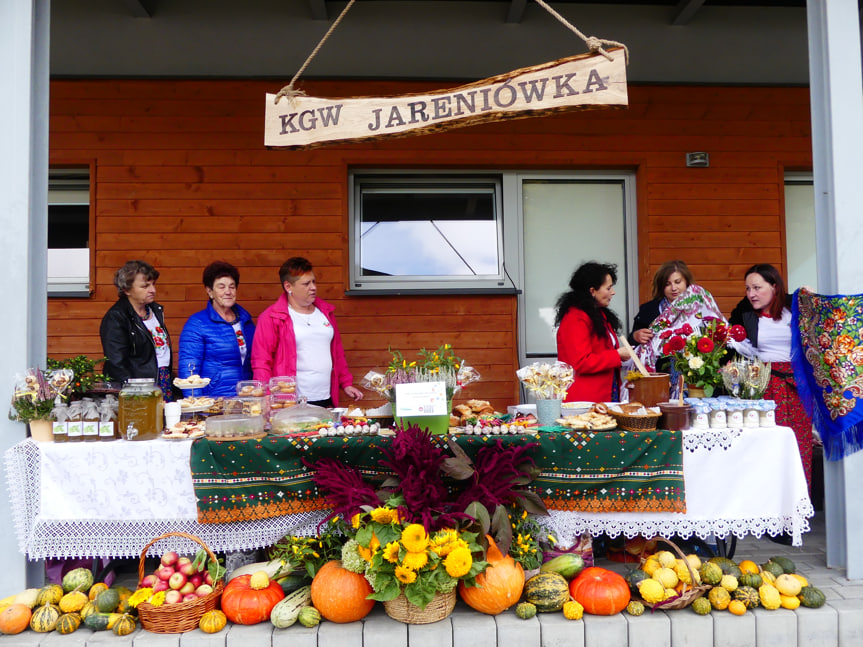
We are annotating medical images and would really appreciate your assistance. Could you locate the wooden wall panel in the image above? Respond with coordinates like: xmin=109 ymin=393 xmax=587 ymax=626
xmin=48 ymin=80 xmax=812 ymax=411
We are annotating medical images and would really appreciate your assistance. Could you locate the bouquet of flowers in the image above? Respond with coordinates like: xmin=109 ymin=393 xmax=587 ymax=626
xmin=8 ymin=367 xmax=74 ymax=423
xmin=720 ymin=356 xmax=771 ymax=399
xmin=659 ymin=318 xmax=747 ymax=397
xmin=305 ymin=424 xmax=548 ymax=609
xmin=362 ymin=344 xmax=480 ymax=402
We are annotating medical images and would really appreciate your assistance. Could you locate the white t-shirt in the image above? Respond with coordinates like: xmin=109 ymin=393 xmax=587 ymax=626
xmin=232 ymin=321 xmax=248 ymax=365
xmin=754 ymin=308 xmax=792 ymax=362
xmin=142 ymin=312 xmax=171 ymax=368
xmin=289 ymin=307 xmax=334 ymax=400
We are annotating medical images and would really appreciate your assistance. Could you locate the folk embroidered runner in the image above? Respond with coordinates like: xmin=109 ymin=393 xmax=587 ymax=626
xmin=190 ymin=429 xmax=684 ymax=524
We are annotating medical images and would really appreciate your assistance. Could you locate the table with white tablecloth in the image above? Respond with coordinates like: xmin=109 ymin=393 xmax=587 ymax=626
xmin=3 ymin=426 xmax=814 ymax=559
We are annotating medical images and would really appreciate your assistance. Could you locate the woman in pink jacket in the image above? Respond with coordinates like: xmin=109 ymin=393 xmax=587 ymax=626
xmin=251 ymin=257 xmax=363 ymax=407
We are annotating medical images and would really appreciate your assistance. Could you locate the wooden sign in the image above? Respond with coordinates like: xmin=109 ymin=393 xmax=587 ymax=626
xmin=264 ymin=49 xmax=627 ymax=149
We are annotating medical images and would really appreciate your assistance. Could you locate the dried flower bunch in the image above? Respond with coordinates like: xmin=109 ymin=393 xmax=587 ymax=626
xmin=8 ymin=367 xmax=70 ymax=424
xmin=516 ymin=361 xmax=575 ymax=400
xmin=362 ymin=344 xmax=480 ymax=401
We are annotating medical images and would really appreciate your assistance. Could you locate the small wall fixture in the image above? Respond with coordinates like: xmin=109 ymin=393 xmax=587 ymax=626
xmin=686 ymin=152 xmax=710 ymax=167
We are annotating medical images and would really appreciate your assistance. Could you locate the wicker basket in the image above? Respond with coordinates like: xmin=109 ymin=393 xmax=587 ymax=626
xmin=135 ymin=532 xmax=225 ymax=633
xmin=610 ymin=403 xmax=661 ymax=432
xmin=383 ymin=589 xmax=456 ymax=624
xmin=635 ymin=536 xmax=710 ymax=610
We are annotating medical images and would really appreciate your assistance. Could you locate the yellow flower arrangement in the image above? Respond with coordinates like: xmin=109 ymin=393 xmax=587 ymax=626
xmin=342 ymin=505 xmax=487 ymax=610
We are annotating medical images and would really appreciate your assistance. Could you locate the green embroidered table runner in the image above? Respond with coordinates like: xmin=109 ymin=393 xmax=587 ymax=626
xmin=190 ymin=428 xmax=685 ymax=524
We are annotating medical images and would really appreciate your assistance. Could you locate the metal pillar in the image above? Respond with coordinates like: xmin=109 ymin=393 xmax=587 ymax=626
xmin=807 ymin=0 xmax=863 ymax=579
xmin=0 ymin=0 xmax=50 ymax=595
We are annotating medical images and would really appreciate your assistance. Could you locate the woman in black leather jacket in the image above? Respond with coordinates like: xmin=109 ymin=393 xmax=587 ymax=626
xmin=99 ymin=260 xmax=175 ymax=400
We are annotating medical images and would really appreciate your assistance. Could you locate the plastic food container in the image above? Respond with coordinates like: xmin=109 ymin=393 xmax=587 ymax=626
xmin=269 ymin=376 xmax=297 ymax=395
xmin=223 ymin=396 xmax=266 ymax=417
xmin=236 ymin=380 xmax=265 ymax=397
xmin=205 ymin=414 xmax=265 ymax=439
xmin=759 ymin=400 xmax=777 ymax=426
xmin=270 ymin=398 xmax=331 ymax=435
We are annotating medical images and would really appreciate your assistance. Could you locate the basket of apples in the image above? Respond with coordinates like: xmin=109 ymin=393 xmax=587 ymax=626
xmin=132 ymin=532 xmax=226 ymax=633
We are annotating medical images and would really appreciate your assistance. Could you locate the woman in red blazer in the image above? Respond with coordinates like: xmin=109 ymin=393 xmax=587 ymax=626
xmin=555 ymin=262 xmax=631 ymax=402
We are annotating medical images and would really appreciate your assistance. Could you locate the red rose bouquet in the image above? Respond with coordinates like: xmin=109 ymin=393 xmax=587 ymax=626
xmin=659 ymin=318 xmax=747 ymax=397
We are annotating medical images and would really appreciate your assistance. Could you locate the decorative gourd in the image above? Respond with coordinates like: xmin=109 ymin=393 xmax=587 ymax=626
xmin=199 ymin=610 xmax=228 ymax=634
xmin=112 ymin=614 xmax=136 ymax=636
xmin=35 ymin=584 xmax=64 ymax=607
xmin=62 ymin=568 xmax=94 ymax=594
xmin=116 ymin=598 xmax=135 ymax=615
xmin=569 ymin=567 xmax=631 ymax=616
xmin=458 ymin=536 xmax=524 ymax=615
xmin=297 ymin=606 xmax=321 ymax=627
xmin=775 ymin=574 xmax=803 ymax=597
xmin=83 ymin=612 xmax=112 ymax=631
xmin=523 ymin=573 xmax=570 ymax=613
xmin=249 ymin=570 xmax=271 ymax=590
xmin=738 ymin=573 xmax=763 ymax=589
xmin=270 ymin=585 xmax=312 ymax=629
xmin=79 ymin=601 xmax=98 ymax=619
xmin=624 ymin=568 xmax=650 ymax=594
xmin=88 ymin=583 xmax=109 ymax=601
xmin=780 ymin=594 xmax=801 ymax=610
xmin=728 ymin=599 xmax=747 ymax=615
xmin=30 ymin=603 xmax=62 ymax=633
xmin=691 ymin=597 xmax=711 ymax=615
xmin=94 ymin=588 xmax=120 ymax=613
xmin=55 ymin=612 xmax=82 ymax=635
xmin=625 ymin=600 xmax=645 ymax=616
xmin=762 ymin=561 xmax=785 ymax=578
xmin=0 ymin=603 xmax=32 ymax=635
xmin=540 ymin=554 xmax=585 ymax=580
xmin=699 ymin=562 xmax=723 ymax=586
xmin=14 ymin=589 xmax=40 ymax=609
xmin=759 ymin=584 xmax=781 ymax=610
xmin=59 ymin=591 xmax=88 ymax=614
xmin=732 ymin=585 xmax=760 ymax=609
xmin=737 ymin=560 xmax=759 ymax=575
xmin=719 ymin=575 xmax=738 ymax=592
xmin=310 ymin=560 xmax=374 ymax=624
xmin=515 ymin=602 xmax=537 ymax=619
xmin=222 ymin=573 xmax=285 ymax=625
xmin=637 ymin=578 xmax=665 ymax=604
xmin=562 ymin=600 xmax=584 ymax=620
xmin=708 ymin=557 xmax=742 ymax=578
xmin=707 ymin=586 xmax=731 ymax=610
xmin=769 ymin=556 xmax=796 ymax=574
xmin=798 ymin=586 xmax=826 ymax=608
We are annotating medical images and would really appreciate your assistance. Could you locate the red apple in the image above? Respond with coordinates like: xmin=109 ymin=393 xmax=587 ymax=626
xmin=189 ymin=574 xmax=203 ymax=588
xmin=152 ymin=580 xmax=169 ymax=593
xmin=140 ymin=574 xmax=157 ymax=588
xmin=164 ymin=590 xmax=182 ymax=605
xmin=182 ymin=593 xmax=199 ymax=603
xmin=203 ymin=571 xmax=213 ymax=586
xmin=178 ymin=560 xmax=196 ymax=577
xmin=168 ymin=572 xmax=187 ymax=590
xmin=195 ymin=584 xmax=214 ymax=597
xmin=179 ymin=581 xmax=196 ymax=596
xmin=156 ymin=565 xmax=175 ymax=581
xmin=160 ymin=551 xmax=179 ymax=567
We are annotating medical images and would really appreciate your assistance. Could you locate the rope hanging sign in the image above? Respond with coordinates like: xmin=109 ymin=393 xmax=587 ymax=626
xmin=264 ymin=1 xmax=629 ymax=150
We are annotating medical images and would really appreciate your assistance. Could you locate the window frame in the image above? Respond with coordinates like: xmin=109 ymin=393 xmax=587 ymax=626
xmin=47 ymin=165 xmax=93 ymax=298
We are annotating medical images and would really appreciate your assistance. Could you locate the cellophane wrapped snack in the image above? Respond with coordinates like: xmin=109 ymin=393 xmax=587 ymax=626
xmin=516 ymin=361 xmax=575 ymax=400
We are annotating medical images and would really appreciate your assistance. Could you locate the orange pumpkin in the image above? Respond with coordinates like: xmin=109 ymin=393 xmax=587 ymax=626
xmin=458 ymin=536 xmax=525 ymax=615
xmin=569 ymin=567 xmax=630 ymax=615
xmin=310 ymin=560 xmax=374 ymax=623
xmin=0 ymin=604 xmax=33 ymax=635
xmin=221 ymin=574 xmax=285 ymax=625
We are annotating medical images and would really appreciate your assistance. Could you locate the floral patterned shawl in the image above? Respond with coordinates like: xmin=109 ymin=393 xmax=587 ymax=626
xmin=792 ymin=288 xmax=863 ymax=460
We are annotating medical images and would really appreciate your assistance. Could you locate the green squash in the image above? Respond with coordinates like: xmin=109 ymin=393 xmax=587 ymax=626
xmin=624 ymin=568 xmax=651 ymax=594
xmin=297 ymin=606 xmax=321 ymax=628
xmin=35 ymin=584 xmax=64 ymax=607
xmin=540 ymin=554 xmax=585 ymax=580
xmin=112 ymin=614 xmax=136 ymax=637
xmin=699 ymin=562 xmax=723 ymax=586
xmin=524 ymin=573 xmax=570 ymax=613
xmin=769 ymin=556 xmax=797 ymax=574
xmin=55 ymin=612 xmax=82 ymax=635
xmin=625 ymin=600 xmax=645 ymax=616
xmin=30 ymin=604 xmax=61 ymax=633
xmin=691 ymin=597 xmax=712 ymax=615
xmin=761 ymin=561 xmax=785 ymax=578
xmin=798 ymin=586 xmax=826 ymax=608
xmin=732 ymin=586 xmax=760 ymax=609
xmin=708 ymin=557 xmax=742 ymax=579
xmin=62 ymin=568 xmax=94 ymax=594
xmin=515 ymin=602 xmax=537 ymax=619
xmin=738 ymin=573 xmax=763 ymax=589
xmin=83 ymin=612 xmax=112 ymax=632
xmin=94 ymin=588 xmax=120 ymax=613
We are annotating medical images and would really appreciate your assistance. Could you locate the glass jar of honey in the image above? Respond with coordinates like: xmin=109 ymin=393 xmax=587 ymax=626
xmin=118 ymin=378 xmax=163 ymax=441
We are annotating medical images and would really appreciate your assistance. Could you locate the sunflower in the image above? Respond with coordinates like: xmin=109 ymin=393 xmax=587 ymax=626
xmin=370 ymin=507 xmax=399 ymax=524
xmin=357 ymin=544 xmax=374 ymax=562
xmin=383 ymin=541 xmax=400 ymax=563
xmin=401 ymin=523 xmax=429 ymax=552
xmin=395 ymin=565 xmax=418 ymax=584
xmin=351 ymin=513 xmax=362 ymax=529
xmin=402 ymin=550 xmax=429 ymax=570
xmin=444 ymin=546 xmax=473 ymax=578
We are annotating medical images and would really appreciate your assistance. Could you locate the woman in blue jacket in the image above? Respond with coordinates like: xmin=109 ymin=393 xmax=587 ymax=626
xmin=178 ymin=261 xmax=256 ymax=397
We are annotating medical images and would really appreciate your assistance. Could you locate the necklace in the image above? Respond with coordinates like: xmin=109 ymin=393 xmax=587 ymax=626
xmin=292 ymin=308 xmax=315 ymax=326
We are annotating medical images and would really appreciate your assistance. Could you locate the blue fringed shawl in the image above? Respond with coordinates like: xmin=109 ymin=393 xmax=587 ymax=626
xmin=791 ymin=288 xmax=863 ymax=460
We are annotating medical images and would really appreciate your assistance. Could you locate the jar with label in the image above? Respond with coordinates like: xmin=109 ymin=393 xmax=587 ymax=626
xmin=81 ymin=398 xmax=101 ymax=442
xmin=52 ymin=402 xmax=69 ymax=443
xmin=118 ymin=378 xmax=164 ymax=441
xmin=66 ymin=401 xmax=83 ymax=442
xmin=98 ymin=398 xmax=117 ymax=441
xmin=690 ymin=401 xmax=710 ymax=429
xmin=759 ymin=400 xmax=777 ymax=427
xmin=743 ymin=401 xmax=760 ymax=428
xmin=726 ymin=401 xmax=744 ymax=428
xmin=709 ymin=401 xmax=727 ymax=429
